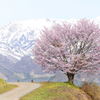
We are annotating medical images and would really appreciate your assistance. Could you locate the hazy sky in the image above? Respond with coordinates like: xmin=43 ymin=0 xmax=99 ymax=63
xmin=0 ymin=0 xmax=100 ymax=26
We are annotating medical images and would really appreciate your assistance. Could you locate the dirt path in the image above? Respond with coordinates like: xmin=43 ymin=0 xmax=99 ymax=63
xmin=0 ymin=82 xmax=41 ymax=100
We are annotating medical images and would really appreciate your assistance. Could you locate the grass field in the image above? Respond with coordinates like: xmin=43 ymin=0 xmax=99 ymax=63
xmin=0 ymin=79 xmax=17 ymax=94
xmin=20 ymin=82 xmax=91 ymax=100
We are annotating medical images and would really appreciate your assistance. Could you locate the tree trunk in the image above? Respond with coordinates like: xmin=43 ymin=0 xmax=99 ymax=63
xmin=66 ymin=72 xmax=75 ymax=84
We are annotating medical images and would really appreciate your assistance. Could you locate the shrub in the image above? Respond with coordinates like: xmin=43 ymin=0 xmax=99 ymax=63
xmin=81 ymin=82 xmax=100 ymax=100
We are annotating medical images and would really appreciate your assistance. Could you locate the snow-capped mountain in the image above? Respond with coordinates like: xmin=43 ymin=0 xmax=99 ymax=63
xmin=0 ymin=19 xmax=64 ymax=82
xmin=0 ymin=19 xmax=56 ymax=60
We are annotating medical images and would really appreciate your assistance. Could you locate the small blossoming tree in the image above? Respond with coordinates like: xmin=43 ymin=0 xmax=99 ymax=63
xmin=33 ymin=19 xmax=100 ymax=84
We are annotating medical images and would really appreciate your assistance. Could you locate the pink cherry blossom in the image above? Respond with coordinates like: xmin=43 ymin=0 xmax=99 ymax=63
xmin=33 ymin=19 xmax=100 ymax=84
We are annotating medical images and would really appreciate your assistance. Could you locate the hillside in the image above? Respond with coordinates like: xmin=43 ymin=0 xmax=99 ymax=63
xmin=20 ymin=82 xmax=91 ymax=100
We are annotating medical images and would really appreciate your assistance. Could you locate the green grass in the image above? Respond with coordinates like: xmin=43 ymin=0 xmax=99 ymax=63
xmin=20 ymin=82 xmax=90 ymax=100
xmin=0 ymin=79 xmax=17 ymax=94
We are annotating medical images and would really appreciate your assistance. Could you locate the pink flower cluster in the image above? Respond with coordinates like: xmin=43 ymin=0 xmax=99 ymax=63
xmin=33 ymin=19 xmax=100 ymax=74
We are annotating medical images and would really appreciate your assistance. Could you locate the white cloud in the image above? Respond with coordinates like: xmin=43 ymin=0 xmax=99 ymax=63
xmin=30 ymin=71 xmax=55 ymax=78
xmin=14 ymin=73 xmax=25 ymax=79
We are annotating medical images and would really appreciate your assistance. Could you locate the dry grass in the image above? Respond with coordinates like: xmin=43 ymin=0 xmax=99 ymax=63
xmin=0 ymin=79 xmax=17 ymax=94
xmin=81 ymin=82 xmax=100 ymax=100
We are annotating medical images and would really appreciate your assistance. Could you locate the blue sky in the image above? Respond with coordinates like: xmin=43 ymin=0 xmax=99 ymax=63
xmin=0 ymin=0 xmax=100 ymax=26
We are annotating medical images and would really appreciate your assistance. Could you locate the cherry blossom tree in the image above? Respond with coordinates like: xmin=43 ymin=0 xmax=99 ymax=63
xmin=33 ymin=19 xmax=100 ymax=84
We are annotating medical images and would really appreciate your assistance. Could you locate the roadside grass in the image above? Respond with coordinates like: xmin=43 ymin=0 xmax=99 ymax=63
xmin=0 ymin=79 xmax=17 ymax=94
xmin=20 ymin=82 xmax=90 ymax=100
